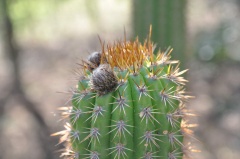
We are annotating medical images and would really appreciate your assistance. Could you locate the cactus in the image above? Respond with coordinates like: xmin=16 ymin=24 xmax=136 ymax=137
xmin=133 ymin=0 xmax=186 ymax=66
xmin=54 ymin=29 xmax=194 ymax=159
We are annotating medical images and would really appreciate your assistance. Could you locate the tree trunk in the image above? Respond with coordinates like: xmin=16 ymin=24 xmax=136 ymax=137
xmin=0 ymin=0 xmax=55 ymax=158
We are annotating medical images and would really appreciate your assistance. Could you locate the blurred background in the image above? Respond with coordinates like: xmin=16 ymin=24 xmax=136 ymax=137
xmin=0 ymin=0 xmax=240 ymax=159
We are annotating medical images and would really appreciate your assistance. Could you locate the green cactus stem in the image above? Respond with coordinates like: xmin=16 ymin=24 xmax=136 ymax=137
xmin=54 ymin=29 xmax=194 ymax=159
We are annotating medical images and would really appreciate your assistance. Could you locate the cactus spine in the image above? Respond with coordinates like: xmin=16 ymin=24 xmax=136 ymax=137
xmin=55 ymin=30 xmax=193 ymax=159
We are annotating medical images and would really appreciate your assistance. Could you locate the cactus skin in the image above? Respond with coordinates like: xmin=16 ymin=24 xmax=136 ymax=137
xmin=55 ymin=30 xmax=194 ymax=159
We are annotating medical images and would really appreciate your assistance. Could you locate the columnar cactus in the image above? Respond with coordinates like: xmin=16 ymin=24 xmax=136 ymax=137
xmin=54 ymin=30 xmax=194 ymax=159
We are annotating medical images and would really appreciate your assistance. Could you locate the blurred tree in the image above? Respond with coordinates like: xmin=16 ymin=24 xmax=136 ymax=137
xmin=0 ymin=0 xmax=56 ymax=158
xmin=132 ymin=0 xmax=187 ymax=67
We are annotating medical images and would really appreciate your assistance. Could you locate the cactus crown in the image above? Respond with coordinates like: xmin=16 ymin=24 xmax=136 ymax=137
xmin=53 ymin=28 xmax=196 ymax=159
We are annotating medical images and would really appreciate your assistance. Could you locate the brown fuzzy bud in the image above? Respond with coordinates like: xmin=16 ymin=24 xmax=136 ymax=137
xmin=87 ymin=52 xmax=102 ymax=71
xmin=90 ymin=64 xmax=118 ymax=95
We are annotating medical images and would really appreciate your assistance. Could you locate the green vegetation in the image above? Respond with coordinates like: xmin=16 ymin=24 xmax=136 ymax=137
xmin=55 ymin=35 xmax=191 ymax=159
